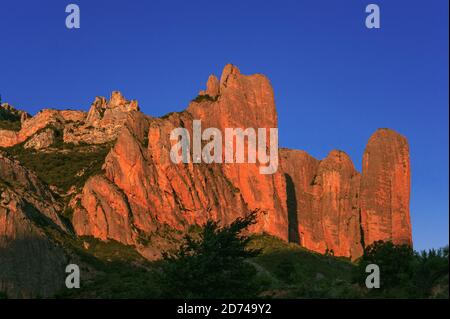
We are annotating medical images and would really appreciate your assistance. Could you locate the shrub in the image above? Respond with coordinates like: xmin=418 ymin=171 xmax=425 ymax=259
xmin=353 ymin=241 xmax=449 ymax=298
xmin=191 ymin=94 xmax=218 ymax=103
xmin=354 ymin=241 xmax=416 ymax=290
xmin=0 ymin=119 xmax=21 ymax=131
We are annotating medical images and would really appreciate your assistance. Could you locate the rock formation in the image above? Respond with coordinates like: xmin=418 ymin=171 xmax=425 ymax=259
xmin=69 ymin=65 xmax=411 ymax=260
xmin=72 ymin=66 xmax=288 ymax=259
xmin=360 ymin=128 xmax=412 ymax=247
xmin=0 ymin=64 xmax=413 ymax=296
xmin=0 ymin=92 xmax=139 ymax=148
xmin=280 ymin=149 xmax=363 ymax=258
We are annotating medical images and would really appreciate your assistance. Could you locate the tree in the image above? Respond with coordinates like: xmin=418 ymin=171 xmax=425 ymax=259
xmin=157 ymin=211 xmax=261 ymax=298
xmin=354 ymin=241 xmax=416 ymax=290
xmin=412 ymin=246 xmax=449 ymax=297
xmin=354 ymin=241 xmax=449 ymax=298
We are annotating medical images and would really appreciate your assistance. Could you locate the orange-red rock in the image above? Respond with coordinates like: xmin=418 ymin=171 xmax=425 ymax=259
xmin=280 ymin=149 xmax=363 ymax=259
xmin=360 ymin=128 xmax=412 ymax=247
xmin=71 ymin=65 xmax=412 ymax=260
xmin=72 ymin=66 xmax=289 ymax=257
xmin=1 ymin=65 xmax=413 ymax=264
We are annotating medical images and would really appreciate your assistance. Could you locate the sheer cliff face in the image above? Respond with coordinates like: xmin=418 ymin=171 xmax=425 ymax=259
xmin=280 ymin=149 xmax=363 ymax=258
xmin=72 ymin=66 xmax=289 ymax=259
xmin=1 ymin=64 xmax=412 ymax=271
xmin=360 ymin=129 xmax=412 ymax=247
xmin=70 ymin=65 xmax=412 ymax=260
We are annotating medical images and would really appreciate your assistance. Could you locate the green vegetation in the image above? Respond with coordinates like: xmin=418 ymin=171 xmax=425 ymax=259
xmin=191 ymin=94 xmax=218 ymax=103
xmin=354 ymin=240 xmax=449 ymax=298
xmin=0 ymin=104 xmax=23 ymax=131
xmin=51 ymin=214 xmax=448 ymax=299
xmin=36 ymin=215 xmax=160 ymax=299
xmin=54 ymin=235 xmax=162 ymax=299
xmin=0 ymin=119 xmax=21 ymax=131
xmin=1 ymin=140 xmax=112 ymax=191
xmin=248 ymin=235 xmax=360 ymax=298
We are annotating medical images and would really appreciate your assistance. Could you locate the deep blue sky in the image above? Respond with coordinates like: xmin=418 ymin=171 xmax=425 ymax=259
xmin=0 ymin=0 xmax=448 ymax=251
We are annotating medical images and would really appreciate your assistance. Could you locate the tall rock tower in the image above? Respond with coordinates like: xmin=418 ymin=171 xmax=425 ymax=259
xmin=360 ymin=128 xmax=412 ymax=247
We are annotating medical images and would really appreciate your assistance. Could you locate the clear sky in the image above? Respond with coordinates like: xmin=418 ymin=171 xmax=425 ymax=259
xmin=0 ymin=0 xmax=448 ymax=251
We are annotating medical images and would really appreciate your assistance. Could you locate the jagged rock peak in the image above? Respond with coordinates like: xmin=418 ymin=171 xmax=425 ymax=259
xmin=109 ymin=91 xmax=127 ymax=108
xmin=108 ymin=91 xmax=139 ymax=110
xmin=205 ymin=74 xmax=220 ymax=97
xmin=220 ymin=63 xmax=241 ymax=86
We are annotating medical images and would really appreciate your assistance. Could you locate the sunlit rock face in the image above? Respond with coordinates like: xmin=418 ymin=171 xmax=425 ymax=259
xmin=72 ymin=65 xmax=289 ymax=259
xmin=0 ymin=92 xmax=139 ymax=148
xmin=360 ymin=128 xmax=412 ymax=247
xmin=71 ymin=65 xmax=411 ymax=260
xmin=0 ymin=64 xmax=415 ymax=299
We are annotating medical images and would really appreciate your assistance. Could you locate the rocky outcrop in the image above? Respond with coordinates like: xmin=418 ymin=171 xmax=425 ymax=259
xmin=360 ymin=129 xmax=412 ymax=247
xmin=198 ymin=75 xmax=220 ymax=97
xmin=279 ymin=128 xmax=412 ymax=259
xmin=24 ymin=128 xmax=57 ymax=150
xmin=63 ymin=91 xmax=139 ymax=145
xmin=280 ymin=149 xmax=363 ymax=259
xmin=0 ymin=108 xmax=82 ymax=147
xmin=0 ymin=92 xmax=138 ymax=148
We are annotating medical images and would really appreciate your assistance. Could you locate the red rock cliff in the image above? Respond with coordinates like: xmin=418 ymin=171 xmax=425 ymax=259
xmin=1 ymin=65 xmax=412 ymax=262
xmin=280 ymin=149 xmax=363 ymax=259
xmin=72 ymin=65 xmax=289 ymax=258
xmin=360 ymin=128 xmax=412 ymax=247
xmin=70 ymin=65 xmax=412 ymax=259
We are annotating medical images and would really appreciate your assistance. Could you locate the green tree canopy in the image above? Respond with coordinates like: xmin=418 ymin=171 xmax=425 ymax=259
xmin=158 ymin=211 xmax=261 ymax=298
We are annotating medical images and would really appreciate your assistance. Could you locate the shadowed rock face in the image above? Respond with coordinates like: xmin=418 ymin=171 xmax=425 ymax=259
xmin=360 ymin=129 xmax=412 ymax=247
xmin=0 ymin=153 xmax=68 ymax=298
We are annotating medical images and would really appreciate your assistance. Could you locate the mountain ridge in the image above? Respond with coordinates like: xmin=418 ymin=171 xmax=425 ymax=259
xmin=0 ymin=64 xmax=412 ymax=297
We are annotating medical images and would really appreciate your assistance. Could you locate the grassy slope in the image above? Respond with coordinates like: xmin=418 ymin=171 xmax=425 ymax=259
xmin=248 ymin=235 xmax=362 ymax=298
xmin=55 ymin=234 xmax=362 ymax=299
